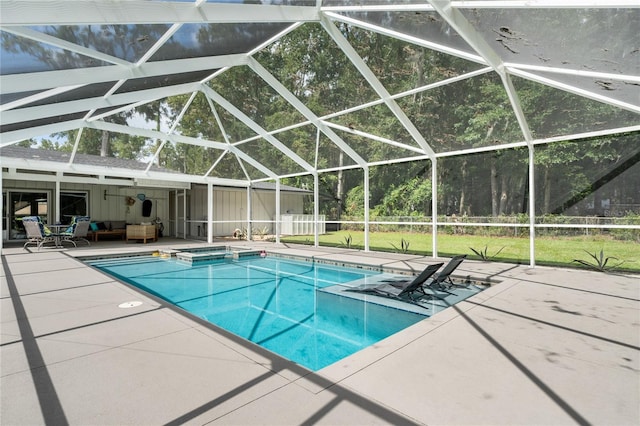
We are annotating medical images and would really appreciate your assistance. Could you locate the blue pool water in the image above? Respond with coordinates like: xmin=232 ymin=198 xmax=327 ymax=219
xmin=89 ymin=255 xmax=427 ymax=371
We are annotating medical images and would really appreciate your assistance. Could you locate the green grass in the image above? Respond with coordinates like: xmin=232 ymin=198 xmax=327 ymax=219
xmin=280 ymin=231 xmax=640 ymax=273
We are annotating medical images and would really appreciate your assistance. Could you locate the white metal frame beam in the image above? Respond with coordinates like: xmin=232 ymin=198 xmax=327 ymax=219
xmin=323 ymin=1 xmax=640 ymax=12
xmin=247 ymin=57 xmax=367 ymax=167
xmin=2 ymin=26 xmax=131 ymax=66
xmin=88 ymin=120 xmax=279 ymax=181
xmin=202 ymin=85 xmax=277 ymax=180
xmin=450 ymin=1 xmax=640 ymax=9
xmin=229 ymin=67 xmax=492 ymax=153
xmin=325 ymin=11 xmax=485 ymax=66
xmin=1 ymin=156 xmax=249 ymax=187
xmin=509 ymin=68 xmax=640 ymax=113
xmin=2 ymin=82 xmax=201 ymax=125
xmin=87 ymin=121 xmax=226 ymax=151
xmin=504 ymin=63 xmax=640 ymax=84
xmin=1 ymin=85 xmax=86 ymax=113
xmin=0 ymin=1 xmax=320 ymax=26
xmin=429 ymin=0 xmax=534 ymax=142
xmin=0 ymin=120 xmax=88 ymax=146
xmin=1 ymin=55 xmax=247 ymax=96
xmin=321 ymin=15 xmax=437 ymax=159
xmin=145 ymin=90 xmax=198 ymax=172
xmin=201 ymin=85 xmax=316 ymax=175
xmin=321 ymin=121 xmax=425 ymax=155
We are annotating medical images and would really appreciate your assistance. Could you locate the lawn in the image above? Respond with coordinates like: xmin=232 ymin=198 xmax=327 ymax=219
xmin=280 ymin=230 xmax=640 ymax=273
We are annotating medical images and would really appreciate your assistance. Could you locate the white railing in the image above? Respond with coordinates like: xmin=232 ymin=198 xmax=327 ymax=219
xmin=280 ymin=214 xmax=326 ymax=235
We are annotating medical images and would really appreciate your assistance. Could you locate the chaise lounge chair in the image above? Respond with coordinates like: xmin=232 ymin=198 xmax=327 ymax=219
xmin=346 ymin=262 xmax=444 ymax=305
xmin=386 ymin=255 xmax=466 ymax=297
xmin=426 ymin=255 xmax=466 ymax=292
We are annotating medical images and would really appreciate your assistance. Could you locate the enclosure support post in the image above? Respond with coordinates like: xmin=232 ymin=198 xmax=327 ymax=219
xmin=0 ymin=175 xmax=3 ymax=254
xmin=432 ymin=158 xmax=438 ymax=258
xmin=174 ymin=191 xmax=178 ymax=238
xmin=182 ymin=189 xmax=187 ymax=239
xmin=246 ymin=186 xmax=252 ymax=242
xmin=54 ymin=173 xmax=61 ymax=224
xmin=364 ymin=166 xmax=370 ymax=252
xmin=275 ymin=179 xmax=281 ymax=244
xmin=529 ymin=146 xmax=536 ymax=267
xmin=314 ymin=172 xmax=319 ymax=248
xmin=207 ymin=182 xmax=213 ymax=244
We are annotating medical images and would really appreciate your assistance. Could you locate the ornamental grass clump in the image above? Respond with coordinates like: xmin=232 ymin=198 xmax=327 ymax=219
xmin=390 ymin=238 xmax=410 ymax=254
xmin=469 ymin=245 xmax=505 ymax=261
xmin=572 ymin=249 xmax=624 ymax=272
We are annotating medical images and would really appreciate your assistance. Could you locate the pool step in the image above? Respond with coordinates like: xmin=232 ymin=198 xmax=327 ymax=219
xmin=231 ymin=249 xmax=262 ymax=259
xmin=174 ymin=248 xmax=264 ymax=264
xmin=158 ymin=249 xmax=179 ymax=259
xmin=176 ymin=251 xmax=227 ymax=264
xmin=176 ymin=245 xmax=228 ymax=254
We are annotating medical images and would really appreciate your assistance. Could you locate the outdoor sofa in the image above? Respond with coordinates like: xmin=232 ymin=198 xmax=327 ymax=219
xmin=88 ymin=220 xmax=127 ymax=241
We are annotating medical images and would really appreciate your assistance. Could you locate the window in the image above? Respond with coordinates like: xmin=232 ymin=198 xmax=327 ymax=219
xmin=60 ymin=191 xmax=88 ymax=224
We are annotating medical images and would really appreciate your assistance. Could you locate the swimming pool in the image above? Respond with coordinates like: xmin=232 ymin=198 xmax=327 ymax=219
xmin=88 ymin=254 xmax=429 ymax=371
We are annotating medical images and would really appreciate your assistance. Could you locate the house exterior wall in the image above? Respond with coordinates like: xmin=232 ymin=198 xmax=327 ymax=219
xmin=3 ymin=178 xmax=305 ymax=241
xmin=187 ymin=185 xmax=305 ymax=238
xmin=2 ymin=179 xmax=170 ymax=240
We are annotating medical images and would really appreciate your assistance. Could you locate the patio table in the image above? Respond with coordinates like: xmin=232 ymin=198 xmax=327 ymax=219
xmin=47 ymin=224 xmax=71 ymax=248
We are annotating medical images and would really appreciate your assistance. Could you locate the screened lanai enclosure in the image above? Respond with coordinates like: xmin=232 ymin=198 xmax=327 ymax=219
xmin=1 ymin=1 xmax=639 ymax=267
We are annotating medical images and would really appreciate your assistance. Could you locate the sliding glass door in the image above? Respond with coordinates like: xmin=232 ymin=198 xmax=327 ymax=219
xmin=8 ymin=191 xmax=49 ymax=240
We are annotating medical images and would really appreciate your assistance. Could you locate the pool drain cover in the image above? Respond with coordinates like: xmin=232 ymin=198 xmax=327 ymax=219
xmin=118 ymin=301 xmax=143 ymax=309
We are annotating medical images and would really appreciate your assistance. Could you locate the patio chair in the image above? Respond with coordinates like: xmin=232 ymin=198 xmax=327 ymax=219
xmin=22 ymin=216 xmax=56 ymax=250
xmin=61 ymin=216 xmax=91 ymax=247
xmin=346 ymin=263 xmax=444 ymax=305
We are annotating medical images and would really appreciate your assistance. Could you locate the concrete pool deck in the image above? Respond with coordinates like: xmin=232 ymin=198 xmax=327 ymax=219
xmin=1 ymin=238 xmax=639 ymax=425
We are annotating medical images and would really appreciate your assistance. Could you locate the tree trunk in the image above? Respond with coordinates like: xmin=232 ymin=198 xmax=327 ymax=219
xmin=499 ymin=173 xmax=508 ymax=215
xmin=100 ymin=131 xmax=109 ymax=157
xmin=484 ymin=123 xmax=498 ymax=216
xmin=490 ymin=154 xmax=499 ymax=216
xmin=521 ymin=172 xmax=529 ymax=214
xmin=543 ymin=166 xmax=551 ymax=214
xmin=459 ymin=158 xmax=467 ymax=215
xmin=593 ymin=190 xmax=603 ymax=216
xmin=412 ymin=49 xmax=425 ymax=102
